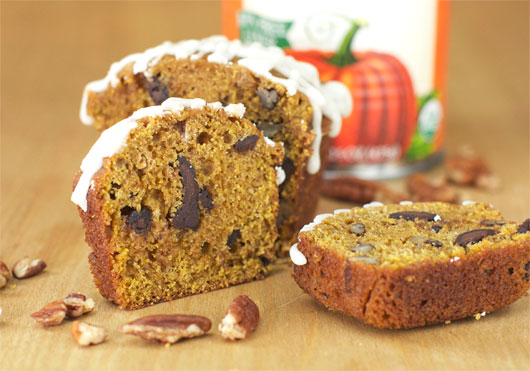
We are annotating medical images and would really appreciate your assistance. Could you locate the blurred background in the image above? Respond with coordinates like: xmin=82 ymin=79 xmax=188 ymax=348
xmin=1 ymin=0 xmax=529 ymax=221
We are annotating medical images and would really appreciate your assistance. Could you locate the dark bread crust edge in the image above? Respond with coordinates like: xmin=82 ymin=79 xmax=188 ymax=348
xmin=293 ymin=234 xmax=530 ymax=329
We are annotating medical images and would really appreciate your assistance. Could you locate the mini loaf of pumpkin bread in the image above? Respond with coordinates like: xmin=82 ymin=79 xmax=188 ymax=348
xmin=291 ymin=202 xmax=530 ymax=329
xmin=79 ymin=35 xmax=352 ymax=254
xmin=72 ymin=98 xmax=283 ymax=309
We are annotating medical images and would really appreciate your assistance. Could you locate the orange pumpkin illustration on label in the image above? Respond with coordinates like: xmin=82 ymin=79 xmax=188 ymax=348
xmin=286 ymin=21 xmax=417 ymax=165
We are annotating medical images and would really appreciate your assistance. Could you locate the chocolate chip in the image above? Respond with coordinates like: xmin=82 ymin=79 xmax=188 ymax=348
xmin=146 ymin=77 xmax=169 ymax=105
xmin=259 ymin=256 xmax=270 ymax=267
xmin=349 ymin=243 xmax=374 ymax=253
xmin=127 ymin=206 xmax=152 ymax=234
xmin=350 ymin=223 xmax=365 ymax=236
xmin=257 ymin=120 xmax=282 ymax=138
xmin=198 ymin=188 xmax=214 ymax=211
xmin=257 ymin=88 xmax=278 ymax=110
xmin=389 ymin=211 xmax=437 ymax=221
xmin=480 ymin=219 xmax=505 ymax=227
xmin=280 ymin=157 xmax=295 ymax=190
xmin=425 ymin=239 xmax=443 ymax=248
xmin=432 ymin=225 xmax=443 ymax=233
xmin=233 ymin=135 xmax=259 ymax=153
xmin=455 ymin=229 xmax=496 ymax=247
xmin=172 ymin=157 xmax=200 ymax=231
xmin=226 ymin=229 xmax=242 ymax=247
xmin=517 ymin=218 xmax=530 ymax=233
xmin=174 ymin=120 xmax=186 ymax=135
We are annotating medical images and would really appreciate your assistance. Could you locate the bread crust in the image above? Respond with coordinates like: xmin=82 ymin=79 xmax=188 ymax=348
xmin=293 ymin=235 xmax=530 ymax=329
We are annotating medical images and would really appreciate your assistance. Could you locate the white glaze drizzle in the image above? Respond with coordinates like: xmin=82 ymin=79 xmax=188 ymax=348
xmin=72 ymin=98 xmax=246 ymax=211
xmin=399 ymin=201 xmax=413 ymax=205
xmin=300 ymin=213 xmax=333 ymax=233
xmin=434 ymin=214 xmax=442 ymax=222
xmin=333 ymin=209 xmax=351 ymax=215
xmin=289 ymin=243 xmax=307 ymax=265
xmin=79 ymin=35 xmax=352 ymax=174
xmin=363 ymin=201 xmax=384 ymax=208
xmin=461 ymin=200 xmax=476 ymax=206
xmin=275 ymin=166 xmax=286 ymax=185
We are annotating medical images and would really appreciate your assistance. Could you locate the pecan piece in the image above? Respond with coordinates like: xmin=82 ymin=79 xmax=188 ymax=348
xmin=219 ymin=295 xmax=259 ymax=340
xmin=30 ymin=301 xmax=67 ymax=326
xmin=256 ymin=88 xmax=278 ymax=110
xmin=406 ymin=173 xmax=458 ymax=203
xmin=12 ymin=256 xmax=46 ymax=279
xmin=63 ymin=293 xmax=95 ymax=318
xmin=121 ymin=314 xmax=211 ymax=344
xmin=445 ymin=147 xmax=500 ymax=190
xmin=0 ymin=261 xmax=9 ymax=289
xmin=517 ymin=219 xmax=530 ymax=234
xmin=71 ymin=321 xmax=107 ymax=346
xmin=321 ymin=176 xmax=406 ymax=204
xmin=146 ymin=77 xmax=169 ymax=105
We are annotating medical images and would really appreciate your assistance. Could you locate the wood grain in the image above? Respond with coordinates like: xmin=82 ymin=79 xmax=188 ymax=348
xmin=1 ymin=2 xmax=529 ymax=370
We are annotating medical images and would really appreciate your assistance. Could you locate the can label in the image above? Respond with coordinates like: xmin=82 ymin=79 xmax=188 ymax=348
xmin=223 ymin=0 xmax=449 ymax=166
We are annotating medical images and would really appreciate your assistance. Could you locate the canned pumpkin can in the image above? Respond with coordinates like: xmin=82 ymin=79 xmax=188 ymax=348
xmin=222 ymin=0 xmax=450 ymax=179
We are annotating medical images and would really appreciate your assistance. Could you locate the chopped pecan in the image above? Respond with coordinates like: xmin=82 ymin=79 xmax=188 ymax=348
xmin=12 ymin=256 xmax=46 ymax=279
xmin=218 ymin=295 xmax=259 ymax=340
xmin=445 ymin=147 xmax=500 ymax=190
xmin=0 ymin=261 xmax=8 ymax=288
xmin=321 ymin=176 xmax=406 ymax=204
xmin=30 ymin=301 xmax=67 ymax=326
xmin=407 ymin=173 xmax=458 ymax=203
xmin=71 ymin=321 xmax=107 ymax=346
xmin=63 ymin=293 xmax=95 ymax=318
xmin=121 ymin=314 xmax=211 ymax=344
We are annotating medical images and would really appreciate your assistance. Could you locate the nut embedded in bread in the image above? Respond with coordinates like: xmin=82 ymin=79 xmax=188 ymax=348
xmin=292 ymin=202 xmax=530 ymax=329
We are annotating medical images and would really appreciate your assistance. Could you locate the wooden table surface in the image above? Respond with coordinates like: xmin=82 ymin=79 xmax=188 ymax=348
xmin=1 ymin=2 xmax=529 ymax=370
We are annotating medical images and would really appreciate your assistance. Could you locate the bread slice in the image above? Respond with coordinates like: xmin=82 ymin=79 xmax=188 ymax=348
xmin=291 ymin=202 xmax=530 ymax=329
xmin=79 ymin=36 xmax=352 ymax=254
xmin=72 ymin=98 xmax=283 ymax=309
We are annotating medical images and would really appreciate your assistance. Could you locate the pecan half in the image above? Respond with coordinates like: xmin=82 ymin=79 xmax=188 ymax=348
xmin=63 ymin=293 xmax=95 ymax=318
xmin=219 ymin=295 xmax=259 ymax=340
xmin=71 ymin=321 xmax=107 ymax=346
xmin=445 ymin=147 xmax=500 ymax=190
xmin=30 ymin=301 xmax=67 ymax=326
xmin=321 ymin=176 xmax=406 ymax=204
xmin=407 ymin=173 xmax=458 ymax=203
xmin=121 ymin=314 xmax=211 ymax=344
xmin=12 ymin=257 xmax=46 ymax=279
xmin=0 ymin=261 xmax=9 ymax=279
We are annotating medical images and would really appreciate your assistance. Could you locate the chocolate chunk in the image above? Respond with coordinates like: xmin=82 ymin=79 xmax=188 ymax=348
xmin=389 ymin=211 xmax=437 ymax=221
xmin=233 ymin=135 xmax=259 ymax=153
xmin=517 ymin=218 xmax=530 ymax=233
xmin=281 ymin=157 xmax=295 ymax=186
xmin=198 ymin=188 xmax=214 ymax=211
xmin=259 ymin=256 xmax=270 ymax=267
xmin=350 ymin=223 xmax=365 ymax=236
xmin=226 ymin=229 xmax=242 ymax=247
xmin=127 ymin=206 xmax=152 ymax=234
xmin=172 ymin=157 xmax=200 ymax=231
xmin=455 ymin=229 xmax=496 ymax=247
xmin=432 ymin=225 xmax=443 ymax=233
xmin=480 ymin=219 xmax=505 ymax=227
xmin=257 ymin=88 xmax=278 ymax=110
xmin=349 ymin=243 xmax=374 ymax=253
xmin=257 ymin=120 xmax=281 ymax=138
xmin=146 ymin=77 xmax=169 ymax=105
xmin=425 ymin=239 xmax=443 ymax=248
